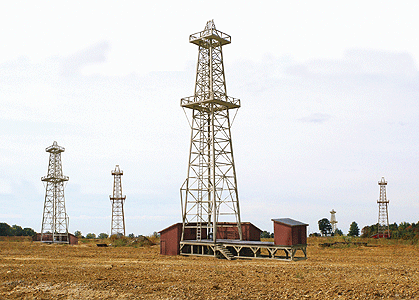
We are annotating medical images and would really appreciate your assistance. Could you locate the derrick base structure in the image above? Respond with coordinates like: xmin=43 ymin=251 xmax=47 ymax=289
xmin=160 ymin=219 xmax=307 ymax=261
xmin=180 ymin=240 xmax=307 ymax=261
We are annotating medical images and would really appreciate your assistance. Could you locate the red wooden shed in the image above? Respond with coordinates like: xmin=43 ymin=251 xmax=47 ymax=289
xmin=272 ymin=218 xmax=308 ymax=246
xmin=159 ymin=223 xmax=210 ymax=255
xmin=159 ymin=222 xmax=262 ymax=255
xmin=32 ymin=233 xmax=78 ymax=245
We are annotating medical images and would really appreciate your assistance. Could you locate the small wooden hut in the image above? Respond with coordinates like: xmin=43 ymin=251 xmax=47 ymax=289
xmin=272 ymin=218 xmax=308 ymax=246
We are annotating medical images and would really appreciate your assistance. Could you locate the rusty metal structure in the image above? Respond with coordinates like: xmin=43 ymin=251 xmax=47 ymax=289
xmin=40 ymin=141 xmax=70 ymax=243
xmin=110 ymin=165 xmax=126 ymax=236
xmin=377 ymin=177 xmax=390 ymax=238
xmin=180 ymin=20 xmax=242 ymax=243
xmin=330 ymin=209 xmax=337 ymax=232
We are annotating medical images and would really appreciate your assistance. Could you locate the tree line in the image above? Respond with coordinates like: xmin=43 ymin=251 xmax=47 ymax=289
xmin=74 ymin=231 xmax=110 ymax=239
xmin=0 ymin=223 xmax=36 ymax=237
xmin=361 ymin=221 xmax=419 ymax=240
xmin=312 ymin=218 xmax=419 ymax=240
xmin=74 ymin=231 xmax=160 ymax=239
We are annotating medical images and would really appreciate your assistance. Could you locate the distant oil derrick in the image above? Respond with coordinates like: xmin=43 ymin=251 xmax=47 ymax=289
xmin=330 ymin=209 xmax=337 ymax=232
xmin=40 ymin=141 xmax=70 ymax=243
xmin=110 ymin=165 xmax=126 ymax=236
xmin=377 ymin=177 xmax=390 ymax=238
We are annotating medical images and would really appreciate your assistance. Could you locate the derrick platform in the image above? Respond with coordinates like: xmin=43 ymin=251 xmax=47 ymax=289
xmin=180 ymin=239 xmax=307 ymax=261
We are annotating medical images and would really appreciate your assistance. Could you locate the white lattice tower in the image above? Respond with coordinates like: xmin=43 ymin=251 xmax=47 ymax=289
xmin=110 ymin=165 xmax=126 ymax=236
xmin=40 ymin=141 xmax=70 ymax=243
xmin=330 ymin=209 xmax=337 ymax=232
xmin=377 ymin=177 xmax=390 ymax=238
xmin=180 ymin=20 xmax=242 ymax=242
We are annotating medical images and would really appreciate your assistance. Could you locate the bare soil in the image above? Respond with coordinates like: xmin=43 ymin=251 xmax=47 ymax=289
xmin=1 ymin=237 xmax=418 ymax=299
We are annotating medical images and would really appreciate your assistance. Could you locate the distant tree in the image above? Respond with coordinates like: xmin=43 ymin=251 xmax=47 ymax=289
xmin=152 ymin=231 xmax=160 ymax=238
xmin=23 ymin=228 xmax=36 ymax=236
xmin=348 ymin=221 xmax=360 ymax=237
xmin=128 ymin=233 xmax=135 ymax=238
xmin=361 ymin=223 xmax=380 ymax=238
xmin=398 ymin=222 xmax=410 ymax=231
xmin=389 ymin=222 xmax=398 ymax=232
xmin=261 ymin=231 xmax=273 ymax=239
xmin=334 ymin=229 xmax=343 ymax=236
xmin=0 ymin=223 xmax=11 ymax=236
xmin=0 ymin=223 xmax=35 ymax=236
xmin=318 ymin=218 xmax=332 ymax=236
xmin=360 ymin=226 xmax=370 ymax=238
xmin=85 ymin=233 xmax=96 ymax=239
xmin=98 ymin=233 xmax=109 ymax=239
xmin=12 ymin=225 xmax=24 ymax=236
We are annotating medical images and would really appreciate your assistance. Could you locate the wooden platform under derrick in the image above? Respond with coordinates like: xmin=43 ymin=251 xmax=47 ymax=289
xmin=180 ymin=239 xmax=307 ymax=261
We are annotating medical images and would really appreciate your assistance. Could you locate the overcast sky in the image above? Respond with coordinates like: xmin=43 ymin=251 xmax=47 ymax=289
xmin=1 ymin=1 xmax=418 ymax=236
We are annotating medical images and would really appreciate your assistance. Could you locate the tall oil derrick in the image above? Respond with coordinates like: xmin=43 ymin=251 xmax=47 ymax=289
xmin=40 ymin=141 xmax=70 ymax=243
xmin=330 ymin=209 xmax=337 ymax=232
xmin=377 ymin=177 xmax=390 ymax=238
xmin=110 ymin=165 xmax=126 ymax=236
xmin=180 ymin=20 xmax=242 ymax=243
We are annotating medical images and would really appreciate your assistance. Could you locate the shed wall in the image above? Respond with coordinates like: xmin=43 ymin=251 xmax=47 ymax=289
xmin=159 ymin=224 xmax=181 ymax=255
xmin=246 ymin=224 xmax=262 ymax=241
xmin=274 ymin=222 xmax=293 ymax=246
xmin=215 ymin=223 xmax=261 ymax=241
xmin=273 ymin=222 xmax=307 ymax=246
xmin=69 ymin=234 xmax=78 ymax=245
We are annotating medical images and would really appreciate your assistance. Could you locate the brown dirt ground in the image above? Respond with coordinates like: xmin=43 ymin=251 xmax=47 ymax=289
xmin=0 ymin=237 xmax=418 ymax=299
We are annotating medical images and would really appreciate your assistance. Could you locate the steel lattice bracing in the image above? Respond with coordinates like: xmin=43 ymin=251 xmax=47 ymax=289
xmin=180 ymin=20 xmax=242 ymax=243
xmin=377 ymin=177 xmax=390 ymax=238
xmin=40 ymin=141 xmax=70 ymax=243
xmin=330 ymin=209 xmax=337 ymax=232
xmin=110 ymin=165 xmax=126 ymax=236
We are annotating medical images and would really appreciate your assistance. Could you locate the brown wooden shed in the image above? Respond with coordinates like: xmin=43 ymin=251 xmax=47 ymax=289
xmin=272 ymin=218 xmax=308 ymax=246
xmin=159 ymin=222 xmax=262 ymax=256
xmin=159 ymin=223 xmax=182 ymax=256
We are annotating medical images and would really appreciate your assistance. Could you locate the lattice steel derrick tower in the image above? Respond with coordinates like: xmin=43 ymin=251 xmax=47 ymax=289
xmin=40 ymin=141 xmax=70 ymax=243
xmin=377 ymin=177 xmax=390 ymax=238
xmin=110 ymin=165 xmax=126 ymax=236
xmin=180 ymin=20 xmax=242 ymax=243
xmin=330 ymin=209 xmax=337 ymax=232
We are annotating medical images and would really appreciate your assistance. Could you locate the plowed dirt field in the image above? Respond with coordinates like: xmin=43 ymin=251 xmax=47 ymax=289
xmin=1 ymin=238 xmax=418 ymax=299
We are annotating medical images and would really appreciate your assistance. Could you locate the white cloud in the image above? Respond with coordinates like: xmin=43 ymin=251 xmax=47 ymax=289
xmin=61 ymin=41 xmax=110 ymax=77
xmin=299 ymin=113 xmax=331 ymax=123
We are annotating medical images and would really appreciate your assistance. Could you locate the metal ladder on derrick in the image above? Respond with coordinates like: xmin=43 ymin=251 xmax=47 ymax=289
xmin=196 ymin=121 xmax=204 ymax=241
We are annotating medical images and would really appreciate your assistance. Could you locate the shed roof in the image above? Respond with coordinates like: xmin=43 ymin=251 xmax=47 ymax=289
xmin=159 ymin=222 xmax=262 ymax=233
xmin=158 ymin=223 xmax=182 ymax=234
xmin=271 ymin=218 xmax=308 ymax=227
